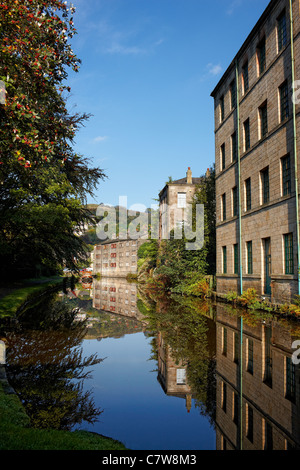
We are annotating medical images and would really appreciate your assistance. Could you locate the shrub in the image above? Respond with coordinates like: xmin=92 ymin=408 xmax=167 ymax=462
xmin=238 ymin=288 xmax=258 ymax=308
xmin=225 ymin=291 xmax=238 ymax=303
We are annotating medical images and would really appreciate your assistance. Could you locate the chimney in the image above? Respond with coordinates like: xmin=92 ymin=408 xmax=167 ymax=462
xmin=206 ymin=168 xmax=210 ymax=178
xmin=186 ymin=167 xmax=192 ymax=184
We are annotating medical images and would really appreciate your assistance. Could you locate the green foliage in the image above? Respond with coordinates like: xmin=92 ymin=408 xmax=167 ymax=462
xmin=193 ymin=165 xmax=216 ymax=275
xmin=225 ymin=291 xmax=238 ymax=302
xmin=149 ymin=165 xmax=215 ymax=295
xmin=0 ymin=0 xmax=106 ymax=279
xmin=280 ymin=302 xmax=300 ymax=317
xmin=238 ymin=288 xmax=259 ymax=308
xmin=225 ymin=288 xmax=275 ymax=314
xmin=144 ymin=295 xmax=216 ymax=425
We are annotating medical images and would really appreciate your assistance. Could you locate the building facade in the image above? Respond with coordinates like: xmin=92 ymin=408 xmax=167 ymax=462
xmin=93 ymin=239 xmax=146 ymax=278
xmin=211 ymin=0 xmax=300 ymax=303
xmin=159 ymin=167 xmax=203 ymax=240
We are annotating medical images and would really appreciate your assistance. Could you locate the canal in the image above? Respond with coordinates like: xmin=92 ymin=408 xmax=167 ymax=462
xmin=1 ymin=277 xmax=300 ymax=450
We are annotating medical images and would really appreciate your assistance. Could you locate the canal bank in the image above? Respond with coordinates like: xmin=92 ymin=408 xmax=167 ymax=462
xmin=0 ymin=276 xmax=64 ymax=319
xmin=0 ymin=279 xmax=128 ymax=451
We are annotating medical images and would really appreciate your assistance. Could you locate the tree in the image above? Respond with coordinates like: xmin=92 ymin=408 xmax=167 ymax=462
xmin=0 ymin=0 xmax=106 ymax=279
xmin=140 ymin=166 xmax=215 ymax=293
xmin=193 ymin=165 xmax=216 ymax=275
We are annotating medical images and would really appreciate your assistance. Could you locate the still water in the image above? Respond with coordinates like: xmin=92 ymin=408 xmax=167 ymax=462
xmin=1 ymin=277 xmax=300 ymax=450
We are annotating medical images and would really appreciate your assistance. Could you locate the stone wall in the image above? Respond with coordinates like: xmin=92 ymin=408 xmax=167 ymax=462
xmin=212 ymin=0 xmax=300 ymax=303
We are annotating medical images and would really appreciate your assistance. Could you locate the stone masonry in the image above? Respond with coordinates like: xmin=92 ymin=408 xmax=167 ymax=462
xmin=211 ymin=0 xmax=300 ymax=303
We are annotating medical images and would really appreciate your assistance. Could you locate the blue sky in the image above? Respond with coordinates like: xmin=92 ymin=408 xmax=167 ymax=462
xmin=67 ymin=0 xmax=270 ymax=209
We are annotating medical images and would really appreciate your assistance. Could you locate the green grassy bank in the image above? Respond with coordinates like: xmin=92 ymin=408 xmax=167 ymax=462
xmin=0 ymin=277 xmax=128 ymax=450
xmin=0 ymin=277 xmax=64 ymax=319
xmin=0 ymin=380 xmax=127 ymax=450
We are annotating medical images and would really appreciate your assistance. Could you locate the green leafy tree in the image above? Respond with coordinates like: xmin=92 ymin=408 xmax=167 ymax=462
xmin=193 ymin=165 xmax=216 ymax=275
xmin=150 ymin=167 xmax=215 ymax=293
xmin=0 ymin=0 xmax=106 ymax=279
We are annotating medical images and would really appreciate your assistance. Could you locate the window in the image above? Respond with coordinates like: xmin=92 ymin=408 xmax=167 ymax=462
xmin=220 ymin=95 xmax=225 ymax=122
xmin=234 ymin=243 xmax=239 ymax=275
xmin=285 ymin=356 xmax=296 ymax=402
xmin=247 ymin=241 xmax=253 ymax=275
xmin=257 ymin=37 xmax=266 ymax=75
xmin=231 ymin=132 xmax=237 ymax=162
xmin=284 ymin=233 xmax=294 ymax=275
xmin=233 ymin=392 xmax=239 ymax=424
xmin=221 ymin=382 xmax=227 ymax=412
xmin=222 ymin=246 xmax=227 ymax=274
xmin=264 ymin=421 xmax=273 ymax=450
xmin=247 ymin=338 xmax=254 ymax=373
xmin=246 ymin=405 xmax=254 ymax=443
xmin=230 ymin=79 xmax=236 ymax=109
xmin=244 ymin=118 xmax=250 ymax=151
xmin=261 ymin=167 xmax=269 ymax=204
xmin=221 ymin=143 xmax=226 ymax=170
xmin=282 ymin=154 xmax=291 ymax=196
xmin=232 ymin=186 xmax=238 ymax=217
xmin=234 ymin=331 xmax=239 ymax=363
xmin=245 ymin=178 xmax=251 ymax=211
xmin=259 ymin=101 xmax=268 ymax=138
xmin=277 ymin=10 xmax=287 ymax=52
xmin=264 ymin=326 xmax=273 ymax=387
xmin=222 ymin=327 xmax=227 ymax=356
xmin=177 ymin=192 xmax=186 ymax=208
xmin=222 ymin=193 xmax=226 ymax=221
xmin=242 ymin=61 xmax=249 ymax=93
xmin=176 ymin=369 xmax=186 ymax=385
xmin=279 ymin=81 xmax=289 ymax=122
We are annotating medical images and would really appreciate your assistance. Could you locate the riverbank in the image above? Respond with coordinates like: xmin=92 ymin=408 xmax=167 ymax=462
xmin=0 ymin=276 xmax=65 ymax=319
xmin=0 ymin=378 xmax=127 ymax=450
xmin=0 ymin=277 xmax=128 ymax=451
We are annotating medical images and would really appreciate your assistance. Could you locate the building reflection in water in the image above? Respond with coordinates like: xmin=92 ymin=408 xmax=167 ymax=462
xmin=81 ymin=278 xmax=300 ymax=449
xmin=157 ymin=331 xmax=193 ymax=413
xmin=93 ymin=278 xmax=145 ymax=322
xmin=215 ymin=304 xmax=300 ymax=450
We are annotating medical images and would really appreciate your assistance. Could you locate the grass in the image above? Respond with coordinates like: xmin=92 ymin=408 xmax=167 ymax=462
xmin=0 ymin=381 xmax=127 ymax=450
xmin=0 ymin=277 xmax=63 ymax=318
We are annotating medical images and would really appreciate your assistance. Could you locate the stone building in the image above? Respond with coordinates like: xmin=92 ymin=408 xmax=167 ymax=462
xmin=215 ymin=304 xmax=300 ymax=450
xmin=158 ymin=167 xmax=203 ymax=240
xmin=211 ymin=0 xmax=300 ymax=303
xmin=93 ymin=238 xmax=146 ymax=278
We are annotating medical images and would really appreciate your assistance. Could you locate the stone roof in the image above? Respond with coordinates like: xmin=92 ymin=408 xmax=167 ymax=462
xmin=171 ymin=177 xmax=203 ymax=185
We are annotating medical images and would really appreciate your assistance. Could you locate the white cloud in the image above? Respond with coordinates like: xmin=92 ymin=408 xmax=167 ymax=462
xmin=226 ymin=0 xmax=243 ymax=16
xmin=93 ymin=136 xmax=108 ymax=143
xmin=105 ymin=42 xmax=146 ymax=55
xmin=207 ymin=63 xmax=223 ymax=76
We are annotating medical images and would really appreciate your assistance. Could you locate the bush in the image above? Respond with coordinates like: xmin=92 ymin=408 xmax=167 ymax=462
xmin=238 ymin=288 xmax=258 ymax=308
xmin=225 ymin=291 xmax=238 ymax=303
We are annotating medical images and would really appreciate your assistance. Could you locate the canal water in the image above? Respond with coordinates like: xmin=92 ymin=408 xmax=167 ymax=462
xmin=1 ymin=277 xmax=300 ymax=450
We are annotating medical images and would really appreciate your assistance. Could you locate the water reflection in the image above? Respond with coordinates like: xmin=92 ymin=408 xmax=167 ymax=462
xmin=0 ymin=291 xmax=103 ymax=430
xmin=93 ymin=278 xmax=146 ymax=323
xmin=144 ymin=294 xmax=216 ymax=426
xmin=1 ymin=277 xmax=300 ymax=450
xmin=215 ymin=303 xmax=300 ymax=450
